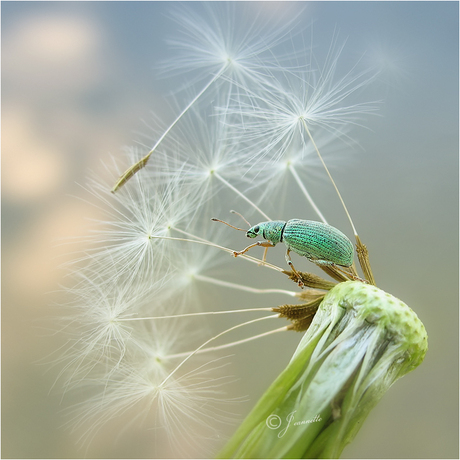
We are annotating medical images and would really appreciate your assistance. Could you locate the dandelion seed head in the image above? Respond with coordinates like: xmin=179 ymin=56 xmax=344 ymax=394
xmin=59 ymin=4 xmax=387 ymax=456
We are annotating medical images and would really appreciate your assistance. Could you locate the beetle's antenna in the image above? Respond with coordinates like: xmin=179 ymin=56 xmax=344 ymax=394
xmin=211 ymin=218 xmax=247 ymax=232
xmin=230 ymin=210 xmax=251 ymax=227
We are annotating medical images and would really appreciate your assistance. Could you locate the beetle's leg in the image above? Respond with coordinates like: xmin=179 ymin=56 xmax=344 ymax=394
xmin=233 ymin=241 xmax=274 ymax=258
xmin=313 ymin=259 xmax=367 ymax=283
xmin=285 ymin=249 xmax=305 ymax=288
xmin=259 ymin=246 xmax=270 ymax=266
xmin=332 ymin=264 xmax=367 ymax=283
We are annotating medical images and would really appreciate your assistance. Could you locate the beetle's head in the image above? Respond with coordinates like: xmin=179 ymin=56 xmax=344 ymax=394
xmin=246 ymin=222 xmax=265 ymax=238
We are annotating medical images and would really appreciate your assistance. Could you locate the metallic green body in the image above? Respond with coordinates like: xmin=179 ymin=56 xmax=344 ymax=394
xmin=246 ymin=219 xmax=354 ymax=267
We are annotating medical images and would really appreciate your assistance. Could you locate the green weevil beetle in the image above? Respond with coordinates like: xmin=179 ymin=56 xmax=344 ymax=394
xmin=212 ymin=217 xmax=354 ymax=287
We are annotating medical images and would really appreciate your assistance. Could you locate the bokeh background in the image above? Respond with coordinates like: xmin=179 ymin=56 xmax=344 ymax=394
xmin=2 ymin=1 xmax=458 ymax=458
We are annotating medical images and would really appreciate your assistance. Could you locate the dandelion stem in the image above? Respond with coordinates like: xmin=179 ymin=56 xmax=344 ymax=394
xmin=194 ymin=273 xmax=297 ymax=296
xmin=214 ymin=172 xmax=271 ymax=220
xmin=165 ymin=325 xmax=289 ymax=359
xmin=160 ymin=230 xmax=284 ymax=272
xmin=159 ymin=314 xmax=279 ymax=387
xmin=170 ymin=227 xmax=216 ymax=244
xmin=112 ymin=63 xmax=229 ymax=192
xmin=287 ymin=164 xmax=328 ymax=224
xmin=117 ymin=307 xmax=273 ymax=322
xmin=301 ymin=119 xmax=358 ymax=236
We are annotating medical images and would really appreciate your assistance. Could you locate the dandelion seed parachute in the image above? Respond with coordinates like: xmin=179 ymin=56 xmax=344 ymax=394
xmin=221 ymin=33 xmax=380 ymax=165
xmin=67 ymin=343 xmax=240 ymax=457
xmin=161 ymin=3 xmax=307 ymax=90
xmin=66 ymin=164 xmax=210 ymax=288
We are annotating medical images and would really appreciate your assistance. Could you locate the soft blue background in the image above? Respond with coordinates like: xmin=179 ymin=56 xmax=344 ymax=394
xmin=2 ymin=2 xmax=458 ymax=458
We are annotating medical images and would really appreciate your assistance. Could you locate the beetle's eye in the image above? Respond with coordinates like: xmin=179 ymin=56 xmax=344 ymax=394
xmin=253 ymin=225 xmax=260 ymax=233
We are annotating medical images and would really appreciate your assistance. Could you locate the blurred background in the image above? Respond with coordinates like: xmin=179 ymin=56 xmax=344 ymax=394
xmin=2 ymin=2 xmax=458 ymax=458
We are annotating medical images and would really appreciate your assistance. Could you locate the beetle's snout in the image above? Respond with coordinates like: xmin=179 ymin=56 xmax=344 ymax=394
xmin=246 ymin=230 xmax=256 ymax=238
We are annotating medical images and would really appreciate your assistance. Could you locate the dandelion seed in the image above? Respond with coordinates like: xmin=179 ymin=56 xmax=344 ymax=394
xmin=162 ymin=3 xmax=305 ymax=90
xmin=222 ymin=33 xmax=379 ymax=165
xmin=112 ymin=3 xmax=305 ymax=192
xmin=230 ymin=131 xmax=346 ymax=223
xmin=56 ymin=274 xmax=160 ymax=388
xmin=137 ymin=106 xmax=273 ymax=221
xmin=68 ymin=167 xmax=205 ymax=287
xmin=68 ymin=353 xmax=240 ymax=457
